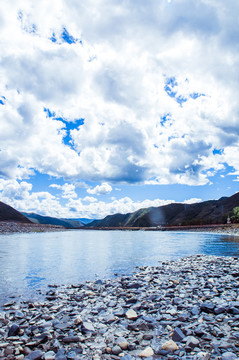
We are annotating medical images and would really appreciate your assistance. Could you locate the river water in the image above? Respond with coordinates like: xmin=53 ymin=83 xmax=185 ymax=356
xmin=0 ymin=230 xmax=239 ymax=304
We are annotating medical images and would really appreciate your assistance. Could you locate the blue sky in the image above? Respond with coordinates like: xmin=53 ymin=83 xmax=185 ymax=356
xmin=0 ymin=0 xmax=238 ymax=219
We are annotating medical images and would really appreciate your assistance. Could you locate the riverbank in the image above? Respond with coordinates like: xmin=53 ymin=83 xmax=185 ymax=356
xmin=1 ymin=221 xmax=239 ymax=237
xmin=0 ymin=221 xmax=66 ymax=234
xmin=1 ymin=255 xmax=239 ymax=359
xmin=84 ymin=224 xmax=239 ymax=237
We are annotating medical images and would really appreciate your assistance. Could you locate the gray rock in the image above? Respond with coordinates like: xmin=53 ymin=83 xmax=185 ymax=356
xmin=8 ymin=323 xmax=20 ymax=337
xmin=111 ymin=345 xmax=122 ymax=355
xmin=214 ymin=306 xmax=227 ymax=314
xmin=185 ymin=336 xmax=200 ymax=349
xmin=62 ymin=336 xmax=80 ymax=343
xmin=25 ymin=350 xmax=44 ymax=360
xmin=15 ymin=310 xmax=24 ymax=318
xmin=172 ymin=327 xmax=185 ymax=342
xmin=200 ymin=303 xmax=215 ymax=314
xmin=221 ymin=352 xmax=237 ymax=360
xmin=81 ymin=321 xmax=95 ymax=333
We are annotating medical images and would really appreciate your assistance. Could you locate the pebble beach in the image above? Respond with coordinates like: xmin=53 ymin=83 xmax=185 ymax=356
xmin=0 ymin=222 xmax=66 ymax=234
xmin=1 ymin=255 xmax=239 ymax=360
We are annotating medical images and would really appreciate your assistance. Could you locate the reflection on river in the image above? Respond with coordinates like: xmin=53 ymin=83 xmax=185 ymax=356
xmin=0 ymin=230 xmax=239 ymax=304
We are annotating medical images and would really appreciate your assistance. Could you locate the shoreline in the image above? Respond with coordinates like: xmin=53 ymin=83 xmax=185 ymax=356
xmin=1 ymin=255 xmax=239 ymax=359
xmin=0 ymin=221 xmax=66 ymax=234
xmin=1 ymin=221 xmax=239 ymax=237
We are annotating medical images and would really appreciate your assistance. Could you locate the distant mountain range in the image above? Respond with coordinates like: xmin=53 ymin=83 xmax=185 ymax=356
xmin=21 ymin=213 xmax=85 ymax=228
xmin=1 ymin=192 xmax=238 ymax=229
xmin=87 ymin=192 xmax=239 ymax=228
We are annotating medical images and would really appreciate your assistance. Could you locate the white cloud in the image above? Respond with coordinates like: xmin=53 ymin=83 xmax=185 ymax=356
xmin=183 ymin=198 xmax=202 ymax=205
xmin=49 ymin=183 xmax=77 ymax=198
xmin=0 ymin=0 xmax=239 ymax=187
xmin=83 ymin=196 xmax=98 ymax=203
xmin=0 ymin=179 xmax=62 ymax=217
xmin=87 ymin=182 xmax=112 ymax=195
xmin=0 ymin=178 xmax=202 ymax=219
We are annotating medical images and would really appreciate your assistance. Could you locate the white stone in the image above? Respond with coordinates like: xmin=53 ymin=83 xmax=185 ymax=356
xmin=45 ymin=351 xmax=56 ymax=360
xmin=126 ymin=309 xmax=137 ymax=320
xmin=139 ymin=347 xmax=154 ymax=357
xmin=118 ymin=341 xmax=128 ymax=350
xmin=161 ymin=340 xmax=179 ymax=351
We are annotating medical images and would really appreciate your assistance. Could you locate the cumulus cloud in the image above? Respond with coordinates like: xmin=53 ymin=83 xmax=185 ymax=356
xmin=50 ymin=183 xmax=77 ymax=198
xmin=87 ymin=183 xmax=112 ymax=195
xmin=0 ymin=178 xmax=201 ymax=219
xmin=0 ymin=179 xmax=62 ymax=217
xmin=83 ymin=196 xmax=98 ymax=203
xmin=0 ymin=0 xmax=239 ymax=189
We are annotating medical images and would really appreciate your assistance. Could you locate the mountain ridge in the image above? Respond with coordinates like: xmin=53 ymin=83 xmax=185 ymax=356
xmin=0 ymin=201 xmax=32 ymax=223
xmin=21 ymin=212 xmax=84 ymax=228
xmin=87 ymin=192 xmax=239 ymax=228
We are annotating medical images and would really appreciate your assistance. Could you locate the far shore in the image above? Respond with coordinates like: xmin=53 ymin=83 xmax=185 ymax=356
xmin=0 ymin=221 xmax=66 ymax=234
xmin=83 ymin=223 xmax=239 ymax=236
xmin=1 ymin=220 xmax=239 ymax=236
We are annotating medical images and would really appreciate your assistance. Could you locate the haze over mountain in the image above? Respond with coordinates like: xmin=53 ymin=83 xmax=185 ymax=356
xmin=21 ymin=213 xmax=84 ymax=228
xmin=87 ymin=192 xmax=239 ymax=228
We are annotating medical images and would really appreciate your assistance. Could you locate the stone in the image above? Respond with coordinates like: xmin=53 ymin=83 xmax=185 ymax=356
xmin=126 ymin=309 xmax=138 ymax=320
xmin=161 ymin=340 xmax=179 ymax=352
xmin=15 ymin=310 xmax=24 ymax=318
xmin=221 ymin=352 xmax=237 ymax=360
xmin=111 ymin=345 xmax=122 ymax=355
xmin=16 ymin=356 xmax=24 ymax=360
xmin=139 ymin=346 xmax=154 ymax=357
xmin=200 ymin=303 xmax=215 ymax=314
xmin=62 ymin=336 xmax=80 ymax=343
xmin=74 ymin=315 xmax=82 ymax=325
xmin=25 ymin=350 xmax=44 ymax=360
xmin=44 ymin=351 xmax=56 ymax=360
xmin=214 ymin=306 xmax=227 ymax=314
xmin=185 ymin=336 xmax=200 ymax=349
xmin=81 ymin=321 xmax=95 ymax=332
xmin=118 ymin=341 xmax=128 ymax=350
xmin=8 ymin=323 xmax=20 ymax=337
xmin=172 ymin=327 xmax=185 ymax=342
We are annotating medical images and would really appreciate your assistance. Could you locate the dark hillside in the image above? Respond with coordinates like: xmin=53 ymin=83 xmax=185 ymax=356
xmin=87 ymin=192 xmax=239 ymax=228
xmin=22 ymin=213 xmax=83 ymax=228
xmin=0 ymin=201 xmax=31 ymax=223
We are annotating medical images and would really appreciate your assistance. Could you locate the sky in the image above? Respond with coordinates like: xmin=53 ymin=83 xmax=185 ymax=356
xmin=0 ymin=0 xmax=239 ymax=220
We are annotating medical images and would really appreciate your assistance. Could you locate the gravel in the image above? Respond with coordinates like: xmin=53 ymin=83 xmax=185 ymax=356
xmin=1 ymin=255 xmax=239 ymax=359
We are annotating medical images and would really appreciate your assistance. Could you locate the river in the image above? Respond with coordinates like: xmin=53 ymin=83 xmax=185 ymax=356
xmin=0 ymin=230 xmax=239 ymax=304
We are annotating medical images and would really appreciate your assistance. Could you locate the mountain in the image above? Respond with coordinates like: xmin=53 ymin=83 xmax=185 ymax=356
xmin=22 ymin=213 xmax=84 ymax=228
xmin=0 ymin=201 xmax=32 ymax=223
xmin=87 ymin=192 xmax=239 ymax=228
xmin=70 ymin=218 xmax=95 ymax=225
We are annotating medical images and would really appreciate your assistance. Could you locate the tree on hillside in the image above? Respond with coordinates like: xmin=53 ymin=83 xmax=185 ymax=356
xmin=231 ymin=207 xmax=239 ymax=223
